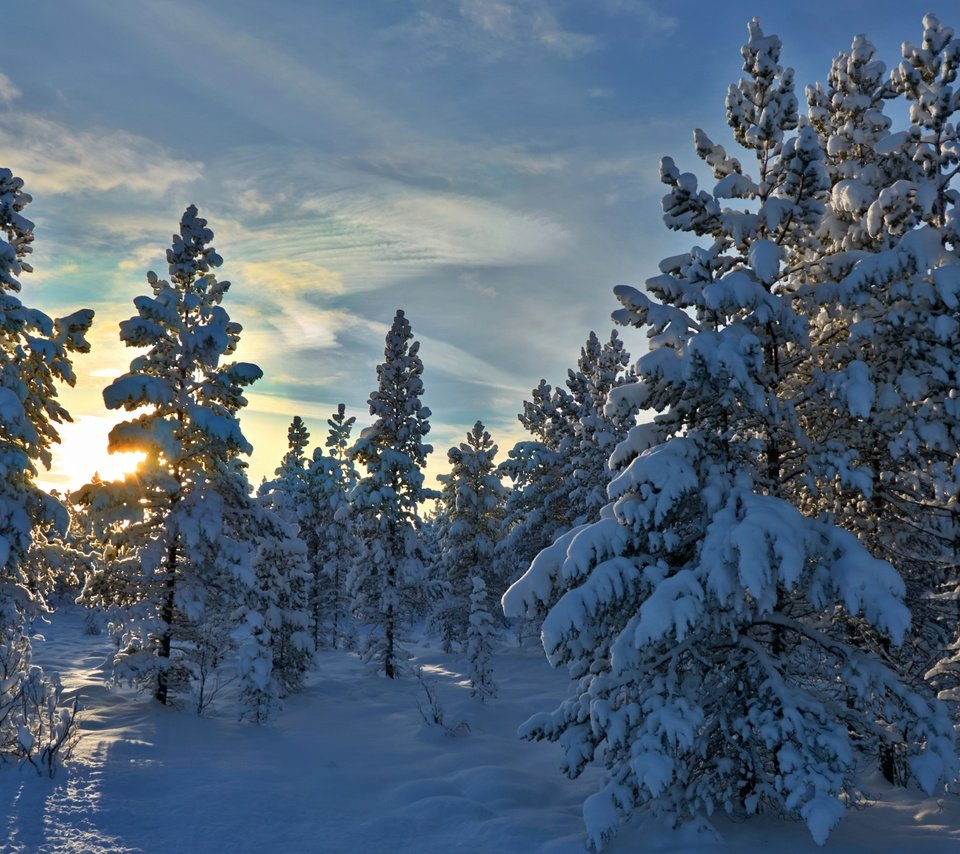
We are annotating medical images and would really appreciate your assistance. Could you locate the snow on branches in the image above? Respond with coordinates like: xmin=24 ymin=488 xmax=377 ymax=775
xmin=506 ymin=16 xmax=960 ymax=850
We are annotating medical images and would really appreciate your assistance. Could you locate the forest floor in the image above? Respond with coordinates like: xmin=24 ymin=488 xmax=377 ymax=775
xmin=1 ymin=605 xmax=958 ymax=853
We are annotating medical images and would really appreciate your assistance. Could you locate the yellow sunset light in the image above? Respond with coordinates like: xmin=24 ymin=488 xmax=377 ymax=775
xmin=41 ymin=414 xmax=145 ymax=494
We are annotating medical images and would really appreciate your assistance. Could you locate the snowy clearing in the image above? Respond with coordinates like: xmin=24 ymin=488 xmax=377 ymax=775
xmin=1 ymin=606 xmax=957 ymax=853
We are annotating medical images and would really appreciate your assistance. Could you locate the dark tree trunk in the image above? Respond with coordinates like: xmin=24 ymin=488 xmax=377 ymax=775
xmin=155 ymin=538 xmax=178 ymax=705
xmin=385 ymin=573 xmax=396 ymax=679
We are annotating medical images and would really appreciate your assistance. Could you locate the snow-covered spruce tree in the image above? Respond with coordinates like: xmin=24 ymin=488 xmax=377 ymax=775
xmin=301 ymin=405 xmax=358 ymax=649
xmin=259 ymin=415 xmax=311 ymax=519
xmin=283 ymin=415 xmax=310 ymax=471
xmin=0 ymin=167 xmax=92 ymax=770
xmin=434 ymin=421 xmax=505 ymax=652
xmin=565 ymin=330 xmax=638 ymax=526
xmin=496 ymin=443 xmax=567 ymax=592
xmin=865 ymin=13 xmax=960 ymax=722
xmin=229 ymin=463 xmax=312 ymax=723
xmin=802 ymin=21 xmax=960 ymax=754
xmin=466 ymin=576 xmax=496 ymax=702
xmin=497 ymin=330 xmax=636 ymax=597
xmin=504 ymin=20 xmax=956 ymax=849
xmin=349 ymin=311 xmax=435 ymax=678
xmin=77 ymin=206 xmax=264 ymax=708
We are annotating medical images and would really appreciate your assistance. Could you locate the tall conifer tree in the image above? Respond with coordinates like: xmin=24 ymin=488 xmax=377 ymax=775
xmin=302 ymin=405 xmax=358 ymax=649
xmin=504 ymin=20 xmax=957 ymax=849
xmin=350 ymin=311 xmax=435 ymax=677
xmin=0 ymin=167 xmax=92 ymax=765
xmin=435 ymin=421 xmax=505 ymax=652
xmin=78 ymin=206 xmax=263 ymax=707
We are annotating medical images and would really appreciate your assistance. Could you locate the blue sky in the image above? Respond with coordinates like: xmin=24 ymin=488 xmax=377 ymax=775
xmin=0 ymin=0 xmax=942 ymax=489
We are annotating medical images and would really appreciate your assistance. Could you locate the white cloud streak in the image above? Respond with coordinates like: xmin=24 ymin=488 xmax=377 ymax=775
xmin=0 ymin=70 xmax=21 ymax=107
xmin=387 ymin=0 xmax=598 ymax=60
xmin=600 ymin=0 xmax=677 ymax=32
xmin=0 ymin=114 xmax=201 ymax=196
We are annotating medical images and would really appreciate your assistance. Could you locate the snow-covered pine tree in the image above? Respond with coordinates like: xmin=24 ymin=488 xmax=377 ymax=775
xmin=301 ymin=404 xmax=358 ymax=649
xmin=498 ymin=331 xmax=637 ymax=596
xmin=806 ymin=34 xmax=907 ymax=254
xmin=496 ymin=437 xmax=566 ymax=593
xmin=77 ymin=206 xmax=264 ymax=708
xmin=0 ymin=166 xmax=92 ymax=769
xmin=349 ymin=310 xmax=435 ymax=678
xmin=504 ymin=19 xmax=956 ymax=849
xmin=565 ymin=330 xmax=638 ymax=527
xmin=866 ymin=13 xmax=960 ymax=722
xmin=231 ymin=463 xmax=312 ymax=723
xmin=259 ymin=415 xmax=311 ymax=519
xmin=498 ymin=378 xmax=573 ymax=584
xmin=434 ymin=421 xmax=505 ymax=652
xmin=466 ymin=576 xmax=496 ymax=702
xmin=284 ymin=415 xmax=310 ymax=470
xmin=800 ymin=17 xmax=960 ymax=747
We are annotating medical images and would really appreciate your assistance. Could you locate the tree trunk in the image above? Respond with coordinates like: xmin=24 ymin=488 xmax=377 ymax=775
xmin=384 ymin=582 xmax=396 ymax=679
xmin=155 ymin=539 xmax=177 ymax=705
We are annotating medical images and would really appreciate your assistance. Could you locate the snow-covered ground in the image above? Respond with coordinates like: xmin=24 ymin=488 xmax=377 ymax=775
xmin=2 ymin=606 xmax=958 ymax=853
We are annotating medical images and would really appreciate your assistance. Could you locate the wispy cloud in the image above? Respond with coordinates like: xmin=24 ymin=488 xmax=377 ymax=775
xmin=417 ymin=329 xmax=533 ymax=398
xmin=385 ymin=0 xmax=675 ymax=64
xmin=100 ymin=2 xmax=407 ymax=149
xmin=167 ymin=143 xmax=575 ymax=300
xmin=460 ymin=271 xmax=498 ymax=298
xmin=459 ymin=0 xmax=598 ymax=56
xmin=230 ymin=186 xmax=283 ymax=218
xmin=341 ymin=140 xmax=570 ymax=189
xmin=0 ymin=113 xmax=201 ymax=196
xmin=600 ymin=0 xmax=677 ymax=32
xmin=241 ymin=305 xmax=354 ymax=354
xmin=322 ymin=190 xmax=570 ymax=269
xmin=386 ymin=0 xmax=599 ymax=61
xmin=0 ymin=70 xmax=21 ymax=107
xmin=234 ymin=259 xmax=344 ymax=298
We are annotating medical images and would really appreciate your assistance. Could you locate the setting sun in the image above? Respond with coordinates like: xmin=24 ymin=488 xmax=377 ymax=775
xmin=40 ymin=413 xmax=145 ymax=494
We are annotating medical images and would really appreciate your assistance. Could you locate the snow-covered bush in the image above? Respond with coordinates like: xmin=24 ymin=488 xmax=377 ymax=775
xmin=0 ymin=637 xmax=80 ymax=776
xmin=415 ymin=666 xmax=470 ymax=736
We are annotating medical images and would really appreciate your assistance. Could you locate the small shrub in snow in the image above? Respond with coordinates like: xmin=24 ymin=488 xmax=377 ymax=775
xmin=0 ymin=635 xmax=80 ymax=777
xmin=414 ymin=667 xmax=469 ymax=737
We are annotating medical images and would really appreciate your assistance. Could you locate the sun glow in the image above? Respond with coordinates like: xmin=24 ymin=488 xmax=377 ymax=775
xmin=41 ymin=414 xmax=145 ymax=494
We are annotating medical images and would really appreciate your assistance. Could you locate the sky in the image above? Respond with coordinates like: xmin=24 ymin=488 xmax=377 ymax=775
xmin=0 ymin=0 xmax=944 ymax=491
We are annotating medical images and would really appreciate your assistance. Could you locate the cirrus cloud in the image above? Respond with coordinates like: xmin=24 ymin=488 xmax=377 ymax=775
xmin=0 ymin=113 xmax=201 ymax=196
